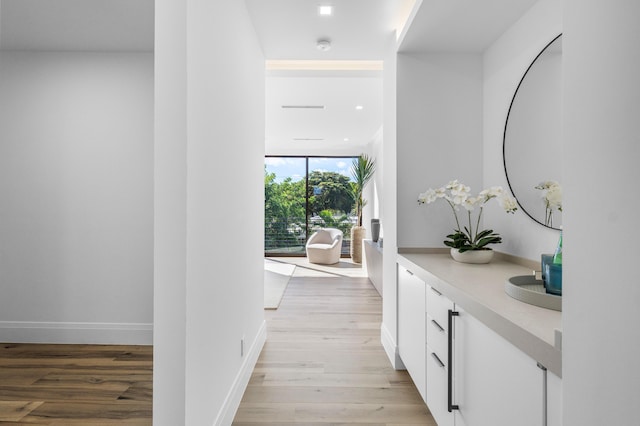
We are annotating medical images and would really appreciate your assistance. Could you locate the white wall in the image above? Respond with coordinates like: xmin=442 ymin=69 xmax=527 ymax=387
xmin=389 ymin=2 xmax=640 ymax=425
xmin=153 ymin=0 xmax=187 ymax=423
xmin=383 ymin=48 xmax=482 ymax=367
xmin=362 ymin=143 xmax=378 ymax=241
xmin=154 ymin=0 xmax=266 ymax=424
xmin=0 ymin=51 xmax=153 ymax=343
xmin=391 ymin=0 xmax=564 ymax=262
xmin=392 ymin=0 xmax=562 ymax=261
xmin=381 ymin=32 xmax=400 ymax=367
xmin=396 ymin=53 xmax=483 ymax=248
xmin=371 ymin=128 xmax=383 ymax=223
xmin=483 ymin=0 xmax=562 ymax=261
xmin=563 ymin=1 xmax=640 ymax=424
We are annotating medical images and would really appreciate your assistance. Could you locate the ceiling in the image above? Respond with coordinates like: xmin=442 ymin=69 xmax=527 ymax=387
xmin=245 ymin=0 xmax=415 ymax=61
xmin=265 ymin=69 xmax=383 ymax=154
xmin=0 ymin=0 xmax=154 ymax=51
xmin=245 ymin=0 xmax=414 ymax=155
xmin=0 ymin=0 xmax=539 ymax=154
xmin=398 ymin=0 xmax=538 ymax=53
xmin=247 ymin=0 xmax=539 ymax=154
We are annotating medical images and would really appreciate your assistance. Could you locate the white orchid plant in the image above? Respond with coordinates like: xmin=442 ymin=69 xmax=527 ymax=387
xmin=535 ymin=181 xmax=562 ymax=227
xmin=418 ymin=180 xmax=518 ymax=252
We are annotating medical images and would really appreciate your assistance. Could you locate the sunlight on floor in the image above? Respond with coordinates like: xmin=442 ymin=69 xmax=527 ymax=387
xmin=267 ymin=256 xmax=368 ymax=278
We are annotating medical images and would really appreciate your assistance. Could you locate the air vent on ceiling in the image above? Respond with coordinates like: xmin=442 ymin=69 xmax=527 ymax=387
xmin=281 ymin=105 xmax=325 ymax=109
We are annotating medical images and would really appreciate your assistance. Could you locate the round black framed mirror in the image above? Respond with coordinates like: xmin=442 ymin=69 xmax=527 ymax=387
xmin=503 ymin=34 xmax=563 ymax=230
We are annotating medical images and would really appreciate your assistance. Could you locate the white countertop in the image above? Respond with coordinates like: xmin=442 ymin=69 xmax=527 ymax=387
xmin=397 ymin=250 xmax=562 ymax=377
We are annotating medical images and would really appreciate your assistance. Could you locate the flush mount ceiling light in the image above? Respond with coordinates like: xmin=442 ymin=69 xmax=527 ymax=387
xmin=316 ymin=39 xmax=332 ymax=51
xmin=355 ymin=105 xmax=364 ymax=110
xmin=318 ymin=5 xmax=333 ymax=16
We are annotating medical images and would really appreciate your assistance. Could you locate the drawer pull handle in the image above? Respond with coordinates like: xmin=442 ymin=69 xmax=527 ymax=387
xmin=538 ymin=363 xmax=548 ymax=426
xmin=431 ymin=319 xmax=445 ymax=332
xmin=430 ymin=287 xmax=442 ymax=296
xmin=448 ymin=309 xmax=459 ymax=412
xmin=431 ymin=352 xmax=445 ymax=368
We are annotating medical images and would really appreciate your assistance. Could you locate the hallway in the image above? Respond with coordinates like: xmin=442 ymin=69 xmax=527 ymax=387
xmin=233 ymin=268 xmax=436 ymax=425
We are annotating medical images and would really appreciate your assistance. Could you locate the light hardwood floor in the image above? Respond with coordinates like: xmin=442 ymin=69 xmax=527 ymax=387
xmin=234 ymin=271 xmax=437 ymax=425
xmin=0 ymin=264 xmax=434 ymax=425
xmin=0 ymin=343 xmax=152 ymax=425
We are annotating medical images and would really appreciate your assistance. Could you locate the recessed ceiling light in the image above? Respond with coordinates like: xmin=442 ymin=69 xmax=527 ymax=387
xmin=355 ymin=105 xmax=364 ymax=110
xmin=344 ymin=138 xmax=350 ymax=142
xmin=318 ymin=5 xmax=333 ymax=16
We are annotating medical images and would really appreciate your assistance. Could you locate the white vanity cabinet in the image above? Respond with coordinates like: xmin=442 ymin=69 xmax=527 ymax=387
xmin=397 ymin=264 xmax=426 ymax=401
xmin=452 ymin=304 xmax=543 ymax=426
xmin=548 ymin=371 xmax=563 ymax=426
xmin=397 ymin=254 xmax=563 ymax=426
xmin=425 ymin=291 xmax=546 ymax=426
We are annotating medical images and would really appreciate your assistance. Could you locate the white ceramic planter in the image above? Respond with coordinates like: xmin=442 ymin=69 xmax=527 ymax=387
xmin=450 ymin=248 xmax=494 ymax=264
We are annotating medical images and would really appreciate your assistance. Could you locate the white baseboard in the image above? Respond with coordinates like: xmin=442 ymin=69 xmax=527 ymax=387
xmin=0 ymin=321 xmax=153 ymax=345
xmin=215 ymin=320 xmax=267 ymax=426
xmin=381 ymin=322 xmax=405 ymax=370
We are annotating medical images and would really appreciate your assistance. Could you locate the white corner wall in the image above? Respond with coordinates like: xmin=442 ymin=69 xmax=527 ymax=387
xmin=153 ymin=0 xmax=187 ymax=423
xmin=483 ymin=0 xmax=562 ymax=261
xmin=154 ymin=0 xmax=266 ymax=425
xmin=381 ymin=32 xmax=400 ymax=367
xmin=396 ymin=52 xmax=483 ymax=248
xmin=0 ymin=51 xmax=153 ymax=344
xmin=383 ymin=42 xmax=483 ymax=369
xmin=371 ymin=129 xmax=383 ymax=223
xmin=387 ymin=1 xmax=640 ymax=425
xmin=563 ymin=1 xmax=640 ymax=424
xmin=362 ymin=142 xmax=379 ymax=242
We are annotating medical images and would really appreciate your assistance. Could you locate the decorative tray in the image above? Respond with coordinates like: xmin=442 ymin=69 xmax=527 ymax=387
xmin=505 ymin=275 xmax=561 ymax=311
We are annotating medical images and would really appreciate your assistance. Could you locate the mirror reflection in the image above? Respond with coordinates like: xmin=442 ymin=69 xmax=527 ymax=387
xmin=503 ymin=35 xmax=562 ymax=229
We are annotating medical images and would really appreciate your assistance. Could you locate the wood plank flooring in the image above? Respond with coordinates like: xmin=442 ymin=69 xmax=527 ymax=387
xmin=234 ymin=274 xmax=436 ymax=425
xmin=0 ymin=343 xmax=152 ymax=425
xmin=0 ymin=268 xmax=435 ymax=425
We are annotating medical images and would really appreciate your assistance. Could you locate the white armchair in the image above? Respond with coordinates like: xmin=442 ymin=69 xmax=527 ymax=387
xmin=306 ymin=228 xmax=343 ymax=265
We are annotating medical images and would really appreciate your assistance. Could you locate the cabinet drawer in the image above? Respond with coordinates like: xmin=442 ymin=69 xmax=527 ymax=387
xmin=426 ymin=313 xmax=448 ymax=360
xmin=397 ymin=264 xmax=427 ymax=402
xmin=426 ymin=344 xmax=453 ymax=426
xmin=426 ymin=285 xmax=453 ymax=330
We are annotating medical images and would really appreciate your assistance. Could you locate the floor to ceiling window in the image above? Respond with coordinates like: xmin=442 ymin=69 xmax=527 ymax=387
xmin=265 ymin=156 xmax=356 ymax=256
